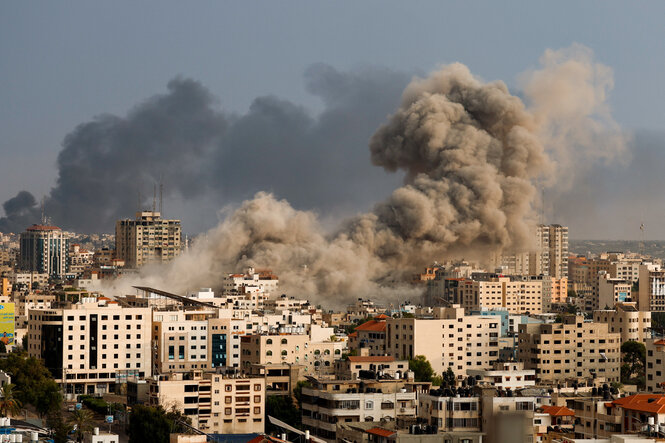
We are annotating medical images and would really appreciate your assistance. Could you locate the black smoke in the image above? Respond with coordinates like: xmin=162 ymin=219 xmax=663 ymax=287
xmin=0 ymin=66 xmax=411 ymax=233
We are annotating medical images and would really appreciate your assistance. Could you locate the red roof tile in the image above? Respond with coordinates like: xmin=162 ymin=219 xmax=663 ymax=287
xmin=612 ymin=394 xmax=665 ymax=414
xmin=366 ymin=427 xmax=395 ymax=438
xmin=375 ymin=314 xmax=389 ymax=319
xmin=355 ymin=320 xmax=387 ymax=332
xmin=541 ymin=405 xmax=575 ymax=417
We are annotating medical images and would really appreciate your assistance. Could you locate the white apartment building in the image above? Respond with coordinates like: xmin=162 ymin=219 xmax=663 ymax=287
xmin=466 ymin=361 xmax=536 ymax=390
xmin=27 ymin=298 xmax=152 ymax=395
xmin=385 ymin=306 xmax=500 ymax=375
xmin=301 ymin=378 xmax=427 ymax=442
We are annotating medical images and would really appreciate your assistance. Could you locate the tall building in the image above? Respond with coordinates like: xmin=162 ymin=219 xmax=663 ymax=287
xmin=115 ymin=212 xmax=181 ymax=268
xmin=638 ymin=263 xmax=665 ymax=312
xmin=19 ymin=224 xmax=69 ymax=278
xmin=535 ymin=224 xmax=568 ymax=279
xmin=517 ymin=315 xmax=621 ymax=384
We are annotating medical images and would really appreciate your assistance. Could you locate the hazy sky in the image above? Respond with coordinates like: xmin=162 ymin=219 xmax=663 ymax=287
xmin=2 ymin=2 xmax=665 ymax=239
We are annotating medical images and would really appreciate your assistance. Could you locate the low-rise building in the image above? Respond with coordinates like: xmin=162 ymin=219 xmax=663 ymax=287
xmin=301 ymin=378 xmax=429 ymax=442
xmin=335 ymin=355 xmax=409 ymax=380
xmin=417 ymin=390 xmax=481 ymax=432
xmin=147 ymin=371 xmax=265 ymax=434
xmin=466 ymin=361 xmax=536 ymax=390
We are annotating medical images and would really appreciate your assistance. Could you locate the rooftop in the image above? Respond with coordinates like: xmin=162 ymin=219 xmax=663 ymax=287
xmin=540 ymin=405 xmax=575 ymax=417
xmin=25 ymin=224 xmax=61 ymax=231
xmin=611 ymin=394 xmax=665 ymax=414
xmin=347 ymin=356 xmax=396 ymax=363
xmin=355 ymin=319 xmax=387 ymax=332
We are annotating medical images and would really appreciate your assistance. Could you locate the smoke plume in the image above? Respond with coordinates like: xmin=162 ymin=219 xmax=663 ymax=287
xmin=0 ymin=66 xmax=410 ymax=233
xmin=108 ymin=45 xmax=626 ymax=307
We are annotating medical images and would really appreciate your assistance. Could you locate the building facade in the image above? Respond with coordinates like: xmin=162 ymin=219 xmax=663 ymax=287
xmin=115 ymin=211 xmax=181 ymax=268
xmin=518 ymin=315 xmax=621 ymax=384
xmin=19 ymin=225 xmax=69 ymax=278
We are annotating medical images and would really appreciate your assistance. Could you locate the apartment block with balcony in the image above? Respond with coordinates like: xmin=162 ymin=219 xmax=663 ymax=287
xmin=147 ymin=371 xmax=265 ymax=434
xmin=417 ymin=391 xmax=481 ymax=432
xmin=517 ymin=315 xmax=621 ymax=384
xmin=385 ymin=306 xmax=500 ymax=376
xmin=593 ymin=303 xmax=651 ymax=344
xmin=301 ymin=378 xmax=428 ymax=442
xmin=115 ymin=211 xmax=181 ymax=268
xmin=639 ymin=263 xmax=665 ymax=312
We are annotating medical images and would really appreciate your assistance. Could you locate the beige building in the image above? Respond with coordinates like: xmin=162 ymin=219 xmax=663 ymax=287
xmin=597 ymin=272 xmax=632 ymax=310
xmin=301 ymin=378 xmax=428 ymax=442
xmin=593 ymin=303 xmax=651 ymax=344
xmin=148 ymin=371 xmax=265 ymax=434
xmin=27 ymin=297 xmax=152 ymax=395
xmin=115 ymin=211 xmax=181 ymax=268
xmin=451 ymin=277 xmax=543 ymax=315
xmin=646 ymin=338 xmax=665 ymax=392
xmin=639 ymin=263 xmax=665 ymax=312
xmin=518 ymin=315 xmax=621 ymax=384
xmin=239 ymin=326 xmax=345 ymax=376
xmin=481 ymin=395 xmax=550 ymax=443
xmin=385 ymin=306 xmax=500 ymax=376
xmin=417 ymin=391 xmax=481 ymax=432
xmin=536 ymin=224 xmax=569 ymax=279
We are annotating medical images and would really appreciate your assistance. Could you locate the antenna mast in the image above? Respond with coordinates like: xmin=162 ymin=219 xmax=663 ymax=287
xmin=159 ymin=177 xmax=163 ymax=215
xmin=640 ymin=220 xmax=646 ymax=256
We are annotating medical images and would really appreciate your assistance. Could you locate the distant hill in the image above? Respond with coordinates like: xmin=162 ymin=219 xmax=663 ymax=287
xmin=570 ymin=240 xmax=665 ymax=260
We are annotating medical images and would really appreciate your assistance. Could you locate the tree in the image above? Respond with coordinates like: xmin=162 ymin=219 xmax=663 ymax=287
xmin=47 ymin=411 xmax=74 ymax=443
xmin=0 ymin=341 xmax=6 ymax=354
xmin=128 ymin=405 xmax=190 ymax=443
xmin=69 ymin=408 xmax=94 ymax=443
xmin=0 ymin=384 xmax=22 ymax=417
xmin=408 ymin=355 xmax=434 ymax=382
xmin=266 ymin=395 xmax=301 ymax=432
xmin=431 ymin=375 xmax=443 ymax=386
xmin=621 ymin=340 xmax=646 ymax=386
xmin=0 ymin=351 xmax=62 ymax=416
xmin=443 ymin=367 xmax=457 ymax=387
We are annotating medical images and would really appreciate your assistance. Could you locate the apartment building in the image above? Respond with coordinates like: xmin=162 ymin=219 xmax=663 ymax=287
xmin=115 ymin=211 xmax=181 ymax=268
xmin=570 ymin=396 xmax=622 ymax=439
xmin=352 ymin=315 xmax=388 ymax=356
xmin=646 ymin=338 xmax=665 ymax=392
xmin=385 ymin=306 xmax=500 ymax=375
xmin=27 ymin=298 xmax=152 ymax=395
xmin=481 ymin=395 xmax=550 ymax=443
xmin=446 ymin=276 xmax=543 ymax=315
xmin=301 ymin=378 xmax=428 ymax=442
xmin=147 ymin=371 xmax=265 ymax=434
xmin=152 ymin=308 xmax=217 ymax=374
xmin=466 ymin=361 xmax=536 ymax=390
xmin=593 ymin=303 xmax=651 ymax=344
xmin=597 ymin=272 xmax=632 ymax=310
xmin=517 ymin=316 xmax=621 ymax=384
xmin=222 ymin=268 xmax=279 ymax=296
xmin=536 ymin=224 xmax=569 ymax=279
xmin=19 ymin=224 xmax=69 ymax=278
xmin=68 ymin=244 xmax=94 ymax=276
xmin=417 ymin=390 xmax=481 ymax=432
xmin=611 ymin=258 xmax=641 ymax=283
xmin=334 ymin=355 xmax=408 ymax=380
xmin=639 ymin=263 xmax=665 ymax=312
xmin=239 ymin=325 xmax=345 ymax=375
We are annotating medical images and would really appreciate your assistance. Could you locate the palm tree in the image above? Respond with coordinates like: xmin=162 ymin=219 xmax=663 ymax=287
xmin=69 ymin=408 xmax=94 ymax=443
xmin=0 ymin=383 xmax=22 ymax=417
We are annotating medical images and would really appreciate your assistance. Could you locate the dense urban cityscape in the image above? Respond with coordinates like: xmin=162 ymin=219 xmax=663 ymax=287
xmin=4 ymin=3 xmax=665 ymax=443
xmin=0 ymin=211 xmax=665 ymax=443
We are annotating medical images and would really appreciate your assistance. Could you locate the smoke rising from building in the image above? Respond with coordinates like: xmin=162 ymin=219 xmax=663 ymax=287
xmin=102 ymin=45 xmax=626 ymax=306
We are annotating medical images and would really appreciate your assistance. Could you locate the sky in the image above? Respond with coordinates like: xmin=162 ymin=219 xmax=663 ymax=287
xmin=1 ymin=1 xmax=665 ymax=239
